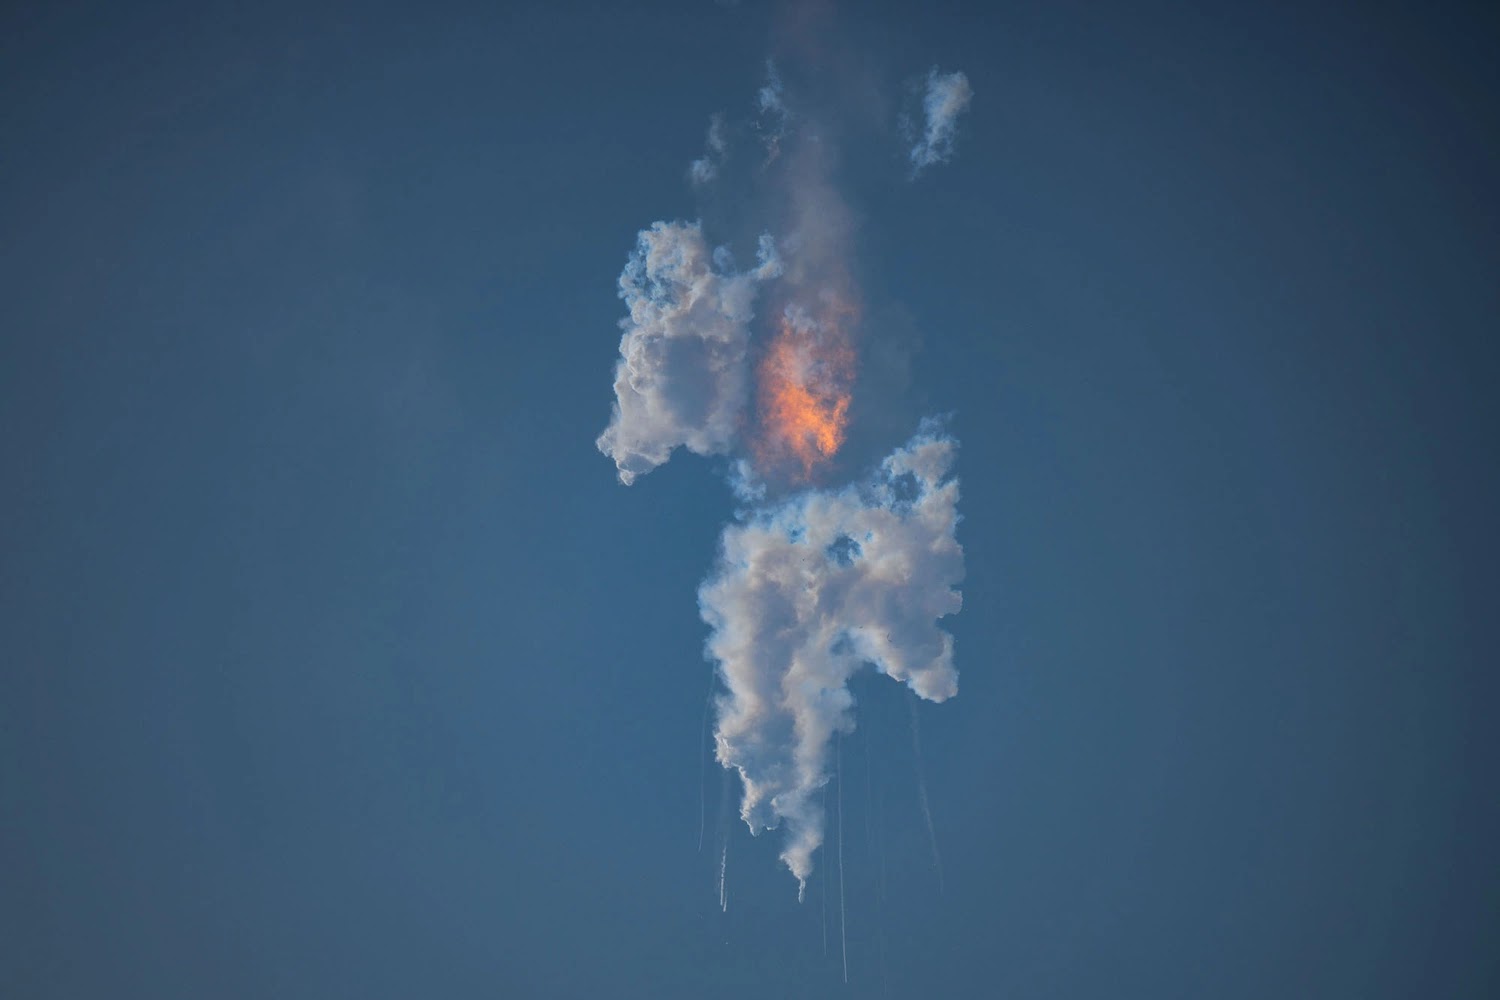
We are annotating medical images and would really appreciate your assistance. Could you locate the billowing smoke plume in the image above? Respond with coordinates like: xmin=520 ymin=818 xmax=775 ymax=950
xmin=598 ymin=50 xmax=971 ymax=895
xmin=596 ymin=222 xmax=781 ymax=485
xmin=701 ymin=423 xmax=963 ymax=890
xmin=906 ymin=68 xmax=973 ymax=175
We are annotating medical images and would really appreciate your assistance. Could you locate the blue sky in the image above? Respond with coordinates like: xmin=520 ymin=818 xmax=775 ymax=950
xmin=2 ymin=1 xmax=1496 ymax=997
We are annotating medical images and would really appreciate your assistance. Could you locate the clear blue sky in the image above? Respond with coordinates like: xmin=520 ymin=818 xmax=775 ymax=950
xmin=3 ymin=1 xmax=1496 ymax=997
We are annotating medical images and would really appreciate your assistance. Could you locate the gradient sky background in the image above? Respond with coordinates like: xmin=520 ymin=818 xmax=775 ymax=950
xmin=3 ymin=1 xmax=1497 ymax=997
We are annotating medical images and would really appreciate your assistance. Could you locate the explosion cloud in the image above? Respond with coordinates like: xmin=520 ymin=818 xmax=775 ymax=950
xmin=598 ymin=48 xmax=971 ymax=894
xmin=755 ymin=297 xmax=857 ymax=479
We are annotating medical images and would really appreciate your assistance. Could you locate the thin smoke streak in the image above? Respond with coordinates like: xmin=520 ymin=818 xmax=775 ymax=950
xmin=716 ymin=766 xmax=733 ymax=911
xmin=698 ymin=672 xmax=714 ymax=852
xmin=876 ymin=745 xmax=890 ymax=998
xmin=821 ymin=781 xmax=828 ymax=957
xmin=865 ymin=704 xmax=886 ymax=996
xmin=720 ymin=838 xmax=729 ymax=913
xmin=863 ymin=710 xmax=874 ymax=856
xmin=878 ymin=771 xmax=887 ymax=904
xmin=910 ymin=693 xmax=945 ymax=895
xmin=838 ymin=732 xmax=848 ymax=986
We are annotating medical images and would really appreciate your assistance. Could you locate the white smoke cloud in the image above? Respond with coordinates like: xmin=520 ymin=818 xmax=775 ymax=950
xmin=597 ymin=222 xmax=782 ymax=484
xmin=907 ymin=68 xmax=973 ymax=175
xmin=700 ymin=422 xmax=964 ymax=889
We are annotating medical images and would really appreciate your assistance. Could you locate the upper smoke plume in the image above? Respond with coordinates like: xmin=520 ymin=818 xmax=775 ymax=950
xmin=907 ymin=68 xmax=973 ymax=175
xmin=701 ymin=423 xmax=963 ymax=889
xmin=596 ymin=222 xmax=780 ymax=484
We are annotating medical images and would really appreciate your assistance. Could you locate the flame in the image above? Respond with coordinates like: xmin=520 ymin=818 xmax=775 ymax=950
xmin=755 ymin=296 xmax=856 ymax=479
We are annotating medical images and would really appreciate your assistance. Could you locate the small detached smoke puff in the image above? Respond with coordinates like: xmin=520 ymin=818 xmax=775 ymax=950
xmin=906 ymin=68 xmax=973 ymax=176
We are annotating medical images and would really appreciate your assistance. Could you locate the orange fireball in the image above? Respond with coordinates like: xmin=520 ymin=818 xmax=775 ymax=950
xmin=755 ymin=296 xmax=856 ymax=479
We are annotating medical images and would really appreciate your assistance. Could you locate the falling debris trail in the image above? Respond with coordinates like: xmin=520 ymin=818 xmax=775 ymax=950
xmin=838 ymin=732 xmax=849 ymax=985
xmin=876 ymin=843 xmax=891 ymax=998
xmin=878 ymin=781 xmax=888 ymax=904
xmin=716 ymin=767 xmax=733 ymax=911
xmin=719 ymin=839 xmax=729 ymax=912
xmin=863 ymin=711 xmax=875 ymax=856
xmin=910 ymin=693 xmax=945 ymax=895
xmin=876 ymin=733 xmax=888 ymax=905
xmin=866 ymin=705 xmax=888 ymax=996
xmin=698 ymin=672 xmax=715 ymax=852
xmin=821 ymin=782 xmax=829 ymax=957
xmin=719 ymin=840 xmax=729 ymax=912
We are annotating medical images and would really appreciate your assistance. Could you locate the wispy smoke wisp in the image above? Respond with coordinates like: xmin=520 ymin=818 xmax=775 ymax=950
xmin=702 ymin=423 xmax=964 ymax=888
xmin=756 ymin=60 xmax=789 ymax=165
xmin=689 ymin=113 xmax=728 ymax=186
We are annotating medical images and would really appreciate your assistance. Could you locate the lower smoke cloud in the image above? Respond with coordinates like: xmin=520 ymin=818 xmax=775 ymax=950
xmin=700 ymin=422 xmax=964 ymax=889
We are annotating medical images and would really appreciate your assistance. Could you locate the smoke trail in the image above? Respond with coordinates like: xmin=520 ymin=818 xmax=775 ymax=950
xmin=863 ymin=697 xmax=888 ymax=994
xmin=838 ymin=731 xmax=848 ymax=986
xmin=821 ymin=781 xmax=828 ymax=957
xmin=878 ymin=764 xmax=888 ymax=905
xmin=910 ymin=693 xmax=945 ymax=895
xmin=720 ymin=838 xmax=729 ymax=913
xmin=698 ymin=670 xmax=714 ymax=852
xmin=863 ymin=707 xmax=874 ymax=855
xmin=876 ymin=779 xmax=890 ymax=997
xmin=716 ymin=765 xmax=733 ymax=911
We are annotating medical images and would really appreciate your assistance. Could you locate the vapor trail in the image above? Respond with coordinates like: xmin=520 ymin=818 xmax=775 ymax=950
xmin=838 ymin=732 xmax=848 ymax=985
xmin=821 ymin=781 xmax=828 ymax=957
xmin=910 ymin=694 xmax=945 ymax=895
xmin=865 ymin=708 xmax=887 ymax=996
xmin=698 ymin=671 xmax=714 ymax=852
xmin=863 ymin=712 xmax=874 ymax=856
xmin=720 ymin=839 xmax=729 ymax=913
xmin=717 ymin=766 xmax=733 ymax=911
